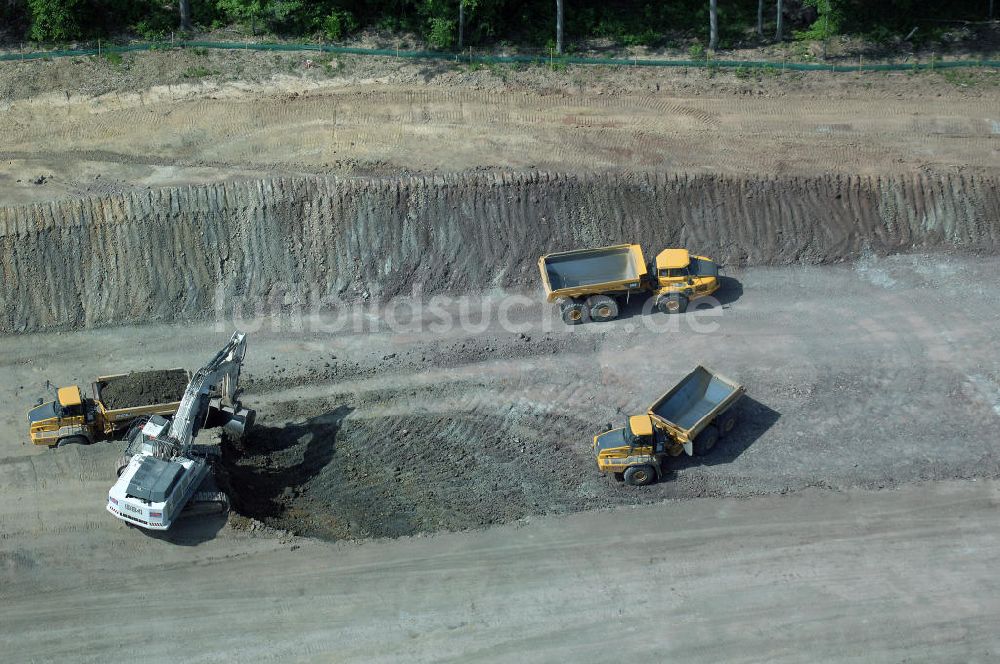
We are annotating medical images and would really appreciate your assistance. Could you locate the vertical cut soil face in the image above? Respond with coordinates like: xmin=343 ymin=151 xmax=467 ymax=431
xmin=1 ymin=171 xmax=999 ymax=334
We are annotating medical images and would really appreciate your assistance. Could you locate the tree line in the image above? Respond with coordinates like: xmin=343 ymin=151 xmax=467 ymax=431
xmin=2 ymin=0 xmax=995 ymax=52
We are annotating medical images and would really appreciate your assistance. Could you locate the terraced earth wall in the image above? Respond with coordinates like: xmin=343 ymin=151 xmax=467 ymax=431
xmin=1 ymin=171 xmax=998 ymax=334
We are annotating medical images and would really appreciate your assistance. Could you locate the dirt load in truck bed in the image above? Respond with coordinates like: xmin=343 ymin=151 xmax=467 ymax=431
xmin=98 ymin=369 xmax=189 ymax=410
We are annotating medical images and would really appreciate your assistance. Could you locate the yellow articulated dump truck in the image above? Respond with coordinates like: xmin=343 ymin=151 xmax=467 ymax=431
xmin=593 ymin=366 xmax=745 ymax=486
xmin=27 ymin=369 xmax=190 ymax=448
xmin=538 ymin=243 xmax=721 ymax=325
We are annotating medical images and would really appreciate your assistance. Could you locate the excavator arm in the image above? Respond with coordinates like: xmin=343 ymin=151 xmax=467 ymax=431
xmin=166 ymin=331 xmax=250 ymax=451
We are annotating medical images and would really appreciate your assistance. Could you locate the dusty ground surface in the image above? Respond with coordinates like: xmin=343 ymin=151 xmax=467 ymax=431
xmin=2 ymin=469 xmax=998 ymax=663
xmin=2 ymin=50 xmax=1000 ymax=661
xmin=2 ymin=255 xmax=999 ymax=539
xmin=0 ymin=49 xmax=998 ymax=205
xmin=98 ymin=368 xmax=189 ymax=408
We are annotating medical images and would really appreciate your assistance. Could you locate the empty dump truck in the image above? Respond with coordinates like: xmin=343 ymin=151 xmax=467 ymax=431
xmin=538 ymin=244 xmax=721 ymax=325
xmin=27 ymin=369 xmax=191 ymax=447
xmin=592 ymin=366 xmax=745 ymax=485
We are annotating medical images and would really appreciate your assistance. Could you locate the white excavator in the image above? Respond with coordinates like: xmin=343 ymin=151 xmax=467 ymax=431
xmin=106 ymin=332 xmax=255 ymax=531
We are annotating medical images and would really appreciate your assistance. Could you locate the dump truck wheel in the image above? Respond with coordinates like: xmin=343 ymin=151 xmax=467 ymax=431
xmin=560 ymin=300 xmax=589 ymax=325
xmin=624 ymin=465 xmax=656 ymax=486
xmin=717 ymin=413 xmax=737 ymax=436
xmin=693 ymin=426 xmax=719 ymax=456
xmin=56 ymin=435 xmax=89 ymax=448
xmin=656 ymin=294 xmax=688 ymax=314
xmin=587 ymin=295 xmax=619 ymax=322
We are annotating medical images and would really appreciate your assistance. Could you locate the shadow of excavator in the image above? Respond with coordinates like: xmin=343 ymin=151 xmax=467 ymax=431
xmin=217 ymin=405 xmax=354 ymax=522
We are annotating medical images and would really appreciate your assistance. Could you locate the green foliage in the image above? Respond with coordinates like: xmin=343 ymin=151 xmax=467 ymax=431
xmin=102 ymin=50 xmax=122 ymax=65
xmin=3 ymin=0 xmax=998 ymax=55
xmin=938 ymin=69 xmax=999 ymax=88
xmin=796 ymin=0 xmax=844 ymax=41
xmin=28 ymin=0 xmax=82 ymax=41
xmin=319 ymin=55 xmax=345 ymax=75
xmin=132 ymin=18 xmax=168 ymax=41
xmin=323 ymin=9 xmax=358 ymax=41
xmin=215 ymin=0 xmax=264 ymax=32
xmin=182 ymin=65 xmax=218 ymax=78
xmin=621 ymin=28 xmax=659 ymax=48
xmin=426 ymin=17 xmax=455 ymax=50
xmin=687 ymin=42 xmax=706 ymax=61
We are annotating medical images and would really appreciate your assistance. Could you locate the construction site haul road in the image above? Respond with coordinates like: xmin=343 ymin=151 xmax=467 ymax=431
xmin=1 ymin=49 xmax=999 ymax=663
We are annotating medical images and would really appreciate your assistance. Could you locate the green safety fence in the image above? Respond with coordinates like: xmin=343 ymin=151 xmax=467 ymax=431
xmin=2 ymin=39 xmax=999 ymax=72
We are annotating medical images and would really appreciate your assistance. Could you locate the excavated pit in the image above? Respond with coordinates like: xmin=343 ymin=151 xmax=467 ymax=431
xmin=217 ymin=389 xmax=782 ymax=541
xmin=220 ymin=407 xmax=611 ymax=539
xmin=2 ymin=171 xmax=999 ymax=334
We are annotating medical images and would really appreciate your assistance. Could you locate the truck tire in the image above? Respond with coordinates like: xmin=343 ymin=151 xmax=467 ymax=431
xmin=693 ymin=425 xmax=719 ymax=456
xmin=586 ymin=295 xmax=619 ymax=322
xmin=656 ymin=294 xmax=688 ymax=314
xmin=55 ymin=435 xmax=89 ymax=448
xmin=623 ymin=465 xmax=656 ymax=486
xmin=560 ymin=300 xmax=589 ymax=325
xmin=717 ymin=413 xmax=737 ymax=436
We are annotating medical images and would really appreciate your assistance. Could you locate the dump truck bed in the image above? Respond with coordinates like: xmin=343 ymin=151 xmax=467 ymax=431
xmin=93 ymin=369 xmax=190 ymax=429
xmin=649 ymin=366 xmax=745 ymax=441
xmin=538 ymin=244 xmax=647 ymax=301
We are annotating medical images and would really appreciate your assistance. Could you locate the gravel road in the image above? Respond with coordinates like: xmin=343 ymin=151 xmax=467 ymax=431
xmin=1 ymin=463 xmax=996 ymax=663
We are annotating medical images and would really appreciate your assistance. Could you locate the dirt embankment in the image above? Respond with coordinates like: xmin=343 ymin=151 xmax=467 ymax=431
xmin=1 ymin=171 xmax=998 ymax=334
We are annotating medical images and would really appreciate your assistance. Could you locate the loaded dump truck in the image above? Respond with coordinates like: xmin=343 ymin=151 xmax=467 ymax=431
xmin=538 ymin=243 xmax=721 ymax=325
xmin=592 ymin=366 xmax=745 ymax=486
xmin=27 ymin=369 xmax=190 ymax=447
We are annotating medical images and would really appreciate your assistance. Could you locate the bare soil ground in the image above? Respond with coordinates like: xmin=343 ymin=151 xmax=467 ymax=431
xmin=2 ymin=256 xmax=998 ymax=542
xmin=0 ymin=49 xmax=997 ymax=205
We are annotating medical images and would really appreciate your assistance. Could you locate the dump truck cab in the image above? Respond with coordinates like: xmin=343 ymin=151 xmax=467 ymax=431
xmin=652 ymin=249 xmax=721 ymax=314
xmin=27 ymin=385 xmax=95 ymax=447
xmin=592 ymin=415 xmax=688 ymax=486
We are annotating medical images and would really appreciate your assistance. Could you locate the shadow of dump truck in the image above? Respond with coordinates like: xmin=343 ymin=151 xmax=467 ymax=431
xmin=667 ymin=395 xmax=781 ymax=472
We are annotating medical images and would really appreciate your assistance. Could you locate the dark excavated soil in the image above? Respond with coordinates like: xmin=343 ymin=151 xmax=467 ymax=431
xmin=218 ymin=386 xmax=780 ymax=541
xmin=98 ymin=368 xmax=189 ymax=409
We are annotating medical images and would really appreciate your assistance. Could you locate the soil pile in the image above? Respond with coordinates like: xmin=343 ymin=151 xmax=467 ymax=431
xmin=1 ymin=171 xmax=998 ymax=334
xmin=98 ymin=368 xmax=189 ymax=409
